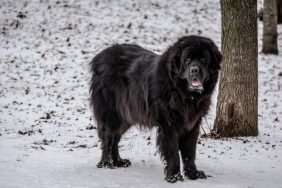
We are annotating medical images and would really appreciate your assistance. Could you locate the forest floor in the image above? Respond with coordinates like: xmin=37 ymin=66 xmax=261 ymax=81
xmin=0 ymin=0 xmax=282 ymax=187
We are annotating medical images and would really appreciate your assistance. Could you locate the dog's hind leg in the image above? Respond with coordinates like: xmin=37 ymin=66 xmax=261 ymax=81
xmin=96 ymin=113 xmax=121 ymax=169
xmin=93 ymin=90 xmax=121 ymax=169
xmin=112 ymin=132 xmax=131 ymax=167
xmin=96 ymin=123 xmax=114 ymax=168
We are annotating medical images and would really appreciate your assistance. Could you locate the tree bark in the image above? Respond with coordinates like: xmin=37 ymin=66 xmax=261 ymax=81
xmin=278 ymin=0 xmax=282 ymax=23
xmin=262 ymin=0 xmax=278 ymax=54
xmin=213 ymin=0 xmax=258 ymax=137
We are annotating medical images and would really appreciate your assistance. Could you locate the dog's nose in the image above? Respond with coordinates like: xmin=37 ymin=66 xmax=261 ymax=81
xmin=190 ymin=66 xmax=200 ymax=75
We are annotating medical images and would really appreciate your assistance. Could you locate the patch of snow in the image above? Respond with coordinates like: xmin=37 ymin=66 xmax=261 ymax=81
xmin=0 ymin=0 xmax=282 ymax=187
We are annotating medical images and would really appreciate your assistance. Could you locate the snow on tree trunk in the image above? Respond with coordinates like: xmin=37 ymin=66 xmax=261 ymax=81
xmin=213 ymin=0 xmax=258 ymax=137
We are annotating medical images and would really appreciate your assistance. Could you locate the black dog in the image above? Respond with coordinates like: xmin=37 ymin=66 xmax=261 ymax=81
xmin=89 ymin=36 xmax=222 ymax=183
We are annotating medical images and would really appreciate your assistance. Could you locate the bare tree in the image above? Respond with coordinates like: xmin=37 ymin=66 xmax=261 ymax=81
xmin=262 ymin=0 xmax=278 ymax=54
xmin=278 ymin=0 xmax=282 ymax=23
xmin=213 ymin=0 xmax=258 ymax=137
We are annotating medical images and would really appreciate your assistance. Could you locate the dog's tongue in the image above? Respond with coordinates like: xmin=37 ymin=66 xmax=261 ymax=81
xmin=192 ymin=80 xmax=201 ymax=87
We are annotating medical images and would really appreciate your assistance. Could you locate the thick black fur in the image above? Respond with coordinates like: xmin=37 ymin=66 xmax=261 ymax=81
xmin=89 ymin=35 xmax=222 ymax=183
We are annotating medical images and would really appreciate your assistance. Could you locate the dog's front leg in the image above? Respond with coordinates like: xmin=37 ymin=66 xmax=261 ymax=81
xmin=157 ymin=126 xmax=183 ymax=183
xmin=179 ymin=119 xmax=207 ymax=180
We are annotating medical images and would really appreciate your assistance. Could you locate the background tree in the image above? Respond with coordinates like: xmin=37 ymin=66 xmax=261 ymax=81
xmin=263 ymin=0 xmax=278 ymax=54
xmin=278 ymin=0 xmax=282 ymax=23
xmin=213 ymin=0 xmax=258 ymax=137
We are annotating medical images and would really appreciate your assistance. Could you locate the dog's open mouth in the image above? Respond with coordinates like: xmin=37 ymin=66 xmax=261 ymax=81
xmin=189 ymin=79 xmax=203 ymax=91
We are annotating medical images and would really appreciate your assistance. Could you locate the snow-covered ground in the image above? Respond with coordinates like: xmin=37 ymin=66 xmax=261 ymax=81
xmin=0 ymin=0 xmax=282 ymax=187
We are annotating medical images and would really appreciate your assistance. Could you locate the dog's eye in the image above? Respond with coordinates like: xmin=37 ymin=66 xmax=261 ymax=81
xmin=186 ymin=58 xmax=191 ymax=63
xmin=200 ymin=58 xmax=206 ymax=64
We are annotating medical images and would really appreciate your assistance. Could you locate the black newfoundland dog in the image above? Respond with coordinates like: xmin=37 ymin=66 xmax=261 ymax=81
xmin=90 ymin=35 xmax=222 ymax=183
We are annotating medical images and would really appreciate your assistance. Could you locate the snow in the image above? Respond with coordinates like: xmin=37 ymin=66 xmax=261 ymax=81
xmin=0 ymin=0 xmax=282 ymax=187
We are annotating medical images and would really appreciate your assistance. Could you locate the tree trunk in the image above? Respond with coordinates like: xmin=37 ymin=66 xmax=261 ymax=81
xmin=278 ymin=0 xmax=282 ymax=24
xmin=213 ymin=0 xmax=258 ymax=137
xmin=262 ymin=0 xmax=278 ymax=54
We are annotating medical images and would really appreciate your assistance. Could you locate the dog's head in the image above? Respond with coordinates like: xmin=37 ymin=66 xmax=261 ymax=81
xmin=167 ymin=36 xmax=222 ymax=94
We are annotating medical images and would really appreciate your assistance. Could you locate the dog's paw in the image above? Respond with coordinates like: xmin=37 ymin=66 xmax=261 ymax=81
xmin=165 ymin=172 xmax=184 ymax=183
xmin=114 ymin=158 xmax=131 ymax=167
xmin=185 ymin=169 xmax=208 ymax=180
xmin=97 ymin=159 xmax=115 ymax=169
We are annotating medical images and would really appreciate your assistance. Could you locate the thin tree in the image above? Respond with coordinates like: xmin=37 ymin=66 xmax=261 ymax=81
xmin=262 ymin=0 xmax=278 ymax=54
xmin=213 ymin=0 xmax=258 ymax=137
xmin=278 ymin=0 xmax=282 ymax=23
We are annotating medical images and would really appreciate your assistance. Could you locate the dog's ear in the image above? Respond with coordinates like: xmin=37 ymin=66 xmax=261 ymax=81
xmin=210 ymin=43 xmax=223 ymax=73
xmin=169 ymin=45 xmax=182 ymax=75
